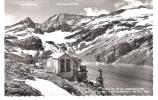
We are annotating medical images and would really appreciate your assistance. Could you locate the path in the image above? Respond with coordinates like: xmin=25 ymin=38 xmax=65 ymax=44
xmin=25 ymin=78 xmax=71 ymax=96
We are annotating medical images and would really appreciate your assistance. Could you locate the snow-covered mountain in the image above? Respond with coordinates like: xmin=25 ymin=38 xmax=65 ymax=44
xmin=5 ymin=17 xmax=57 ymax=57
xmin=68 ymin=6 xmax=153 ymax=65
xmin=4 ymin=5 xmax=153 ymax=65
xmin=41 ymin=13 xmax=94 ymax=32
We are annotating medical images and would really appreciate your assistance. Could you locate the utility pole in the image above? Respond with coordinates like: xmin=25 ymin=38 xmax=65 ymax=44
xmin=96 ymin=69 xmax=104 ymax=88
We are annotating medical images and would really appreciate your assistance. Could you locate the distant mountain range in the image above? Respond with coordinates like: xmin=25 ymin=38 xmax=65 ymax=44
xmin=5 ymin=5 xmax=153 ymax=65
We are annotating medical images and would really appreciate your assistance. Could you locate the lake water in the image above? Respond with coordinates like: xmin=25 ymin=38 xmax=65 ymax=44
xmin=85 ymin=62 xmax=153 ymax=95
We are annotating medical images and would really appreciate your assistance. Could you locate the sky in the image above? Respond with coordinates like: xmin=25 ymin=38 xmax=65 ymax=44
xmin=5 ymin=0 xmax=152 ymax=25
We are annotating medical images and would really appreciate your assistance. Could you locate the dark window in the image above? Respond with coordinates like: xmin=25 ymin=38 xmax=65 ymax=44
xmin=66 ymin=59 xmax=71 ymax=72
xmin=60 ymin=59 xmax=65 ymax=72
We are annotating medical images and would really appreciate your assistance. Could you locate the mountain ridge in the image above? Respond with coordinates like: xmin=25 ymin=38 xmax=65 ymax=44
xmin=4 ymin=5 xmax=153 ymax=65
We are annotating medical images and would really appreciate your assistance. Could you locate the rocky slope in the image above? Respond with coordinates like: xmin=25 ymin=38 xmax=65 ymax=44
xmin=5 ymin=59 xmax=42 ymax=96
xmin=68 ymin=6 xmax=153 ymax=65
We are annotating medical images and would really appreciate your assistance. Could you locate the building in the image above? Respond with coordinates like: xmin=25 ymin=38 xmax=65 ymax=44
xmin=6 ymin=52 xmax=33 ymax=64
xmin=46 ymin=52 xmax=81 ymax=80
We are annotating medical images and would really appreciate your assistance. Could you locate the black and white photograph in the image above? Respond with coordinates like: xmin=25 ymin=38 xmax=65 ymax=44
xmin=4 ymin=0 xmax=153 ymax=96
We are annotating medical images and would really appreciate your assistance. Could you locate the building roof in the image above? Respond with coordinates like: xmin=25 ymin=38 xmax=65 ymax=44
xmin=50 ymin=52 xmax=81 ymax=64
xmin=50 ymin=52 xmax=66 ymax=59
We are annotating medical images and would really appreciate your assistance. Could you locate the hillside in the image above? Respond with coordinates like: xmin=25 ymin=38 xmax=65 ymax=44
xmin=70 ymin=6 xmax=153 ymax=65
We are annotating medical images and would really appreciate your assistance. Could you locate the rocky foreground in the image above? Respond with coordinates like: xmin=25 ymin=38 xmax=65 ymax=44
xmin=5 ymin=58 xmax=111 ymax=96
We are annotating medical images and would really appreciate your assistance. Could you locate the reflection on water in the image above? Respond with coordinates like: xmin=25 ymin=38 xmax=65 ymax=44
xmin=85 ymin=62 xmax=153 ymax=95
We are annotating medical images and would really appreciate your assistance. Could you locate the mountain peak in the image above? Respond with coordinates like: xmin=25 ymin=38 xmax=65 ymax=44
xmin=54 ymin=13 xmax=77 ymax=19
xmin=18 ymin=17 xmax=35 ymax=28
xmin=24 ymin=17 xmax=32 ymax=21
xmin=22 ymin=17 xmax=34 ymax=24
